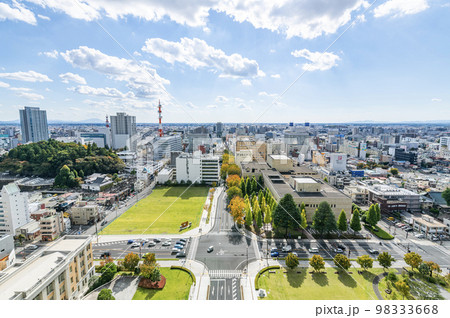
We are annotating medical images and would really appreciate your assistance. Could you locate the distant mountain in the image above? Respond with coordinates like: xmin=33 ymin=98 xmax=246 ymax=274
xmin=47 ymin=118 xmax=104 ymax=124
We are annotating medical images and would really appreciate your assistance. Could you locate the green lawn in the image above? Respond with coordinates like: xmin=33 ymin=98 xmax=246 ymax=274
xmin=132 ymin=268 xmax=193 ymax=300
xmin=258 ymin=267 xmax=384 ymax=300
xmin=365 ymin=225 xmax=394 ymax=240
xmin=101 ymin=186 xmax=209 ymax=235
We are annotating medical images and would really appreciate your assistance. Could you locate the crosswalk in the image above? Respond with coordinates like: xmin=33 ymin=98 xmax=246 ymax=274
xmin=231 ymin=278 xmax=238 ymax=300
xmin=209 ymin=270 xmax=242 ymax=279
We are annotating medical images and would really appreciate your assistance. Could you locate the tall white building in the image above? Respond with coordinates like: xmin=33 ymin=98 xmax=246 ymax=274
xmin=152 ymin=135 xmax=182 ymax=160
xmin=110 ymin=112 xmax=137 ymax=151
xmin=0 ymin=183 xmax=30 ymax=235
xmin=440 ymin=137 xmax=450 ymax=151
xmin=19 ymin=106 xmax=49 ymax=143
xmin=176 ymin=152 xmax=219 ymax=184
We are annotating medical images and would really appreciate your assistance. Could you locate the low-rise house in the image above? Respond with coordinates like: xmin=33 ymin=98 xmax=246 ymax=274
xmin=81 ymin=174 xmax=113 ymax=192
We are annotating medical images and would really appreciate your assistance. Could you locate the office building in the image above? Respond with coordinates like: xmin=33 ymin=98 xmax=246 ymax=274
xmin=216 ymin=122 xmax=223 ymax=138
xmin=0 ymin=235 xmax=94 ymax=300
xmin=367 ymin=184 xmax=421 ymax=212
xmin=176 ymin=152 xmax=219 ymax=184
xmin=110 ymin=112 xmax=137 ymax=151
xmin=394 ymin=148 xmax=417 ymax=164
xmin=153 ymin=135 xmax=182 ymax=160
xmin=19 ymin=106 xmax=49 ymax=143
xmin=70 ymin=202 xmax=99 ymax=226
xmin=0 ymin=183 xmax=30 ymax=235
xmin=235 ymin=136 xmax=267 ymax=162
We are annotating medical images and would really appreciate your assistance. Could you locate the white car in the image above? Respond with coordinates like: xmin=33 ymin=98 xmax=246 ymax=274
xmin=308 ymin=247 xmax=319 ymax=253
xmin=25 ymin=244 xmax=38 ymax=250
xmin=131 ymin=242 xmax=140 ymax=248
xmin=415 ymin=233 xmax=425 ymax=239
xmin=282 ymin=245 xmax=292 ymax=252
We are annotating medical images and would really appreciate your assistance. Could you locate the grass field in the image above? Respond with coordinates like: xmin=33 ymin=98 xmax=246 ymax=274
xmin=132 ymin=268 xmax=193 ymax=300
xmin=365 ymin=225 xmax=394 ymax=240
xmin=258 ymin=267 xmax=384 ymax=300
xmin=101 ymin=186 xmax=209 ymax=235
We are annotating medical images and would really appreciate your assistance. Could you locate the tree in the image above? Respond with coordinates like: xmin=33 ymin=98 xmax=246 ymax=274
xmin=245 ymin=177 xmax=252 ymax=197
xmin=395 ymin=281 xmax=410 ymax=300
xmin=333 ymin=254 xmax=351 ymax=272
xmin=226 ymin=175 xmax=241 ymax=188
xmin=418 ymin=263 xmax=431 ymax=277
xmin=54 ymin=164 xmax=80 ymax=188
xmin=244 ymin=198 xmax=253 ymax=227
xmin=337 ymin=210 xmax=347 ymax=232
xmin=442 ymin=188 xmax=450 ymax=206
xmin=285 ymin=253 xmax=299 ymax=270
xmin=323 ymin=177 xmax=328 ymax=183
xmin=16 ymin=233 xmax=26 ymax=246
xmin=312 ymin=201 xmax=337 ymax=237
xmin=309 ymin=255 xmax=325 ymax=273
xmin=97 ymin=289 xmax=115 ymax=300
xmin=300 ymin=209 xmax=307 ymax=230
xmin=390 ymin=168 xmax=399 ymax=176
xmin=140 ymin=264 xmax=161 ymax=282
xmin=377 ymin=252 xmax=395 ymax=271
xmin=240 ymin=178 xmax=247 ymax=197
xmin=403 ymin=252 xmax=423 ymax=271
xmin=374 ymin=203 xmax=381 ymax=222
xmin=227 ymin=164 xmax=241 ymax=176
xmin=300 ymin=202 xmax=306 ymax=214
xmin=255 ymin=208 xmax=263 ymax=229
xmin=272 ymin=194 xmax=302 ymax=236
xmin=251 ymin=177 xmax=258 ymax=196
xmin=257 ymin=174 xmax=264 ymax=191
xmin=228 ymin=196 xmax=246 ymax=225
xmin=143 ymin=253 xmax=157 ymax=266
xmin=227 ymin=186 xmax=242 ymax=201
xmin=123 ymin=253 xmax=140 ymax=271
xmin=263 ymin=200 xmax=272 ymax=225
xmin=220 ymin=164 xmax=229 ymax=180
xmin=424 ymin=261 xmax=441 ymax=277
xmin=350 ymin=209 xmax=362 ymax=232
xmin=356 ymin=255 xmax=374 ymax=271
xmin=365 ymin=204 xmax=378 ymax=227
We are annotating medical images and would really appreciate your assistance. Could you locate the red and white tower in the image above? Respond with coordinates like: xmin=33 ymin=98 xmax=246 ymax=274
xmin=105 ymin=115 xmax=109 ymax=128
xmin=158 ymin=100 xmax=163 ymax=137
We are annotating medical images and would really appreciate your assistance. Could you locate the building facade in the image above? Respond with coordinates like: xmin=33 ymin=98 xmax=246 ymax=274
xmin=0 ymin=183 xmax=30 ymax=235
xmin=110 ymin=112 xmax=137 ymax=151
xmin=19 ymin=106 xmax=49 ymax=143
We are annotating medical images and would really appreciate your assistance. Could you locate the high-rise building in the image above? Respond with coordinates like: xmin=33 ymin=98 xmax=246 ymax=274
xmin=110 ymin=112 xmax=137 ymax=151
xmin=19 ymin=106 xmax=49 ymax=143
xmin=0 ymin=183 xmax=30 ymax=235
xmin=216 ymin=122 xmax=223 ymax=138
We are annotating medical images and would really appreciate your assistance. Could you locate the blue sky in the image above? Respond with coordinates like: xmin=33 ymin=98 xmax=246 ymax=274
xmin=0 ymin=0 xmax=449 ymax=123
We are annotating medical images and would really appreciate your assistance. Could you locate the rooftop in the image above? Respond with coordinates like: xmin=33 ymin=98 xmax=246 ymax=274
xmin=293 ymin=177 xmax=318 ymax=184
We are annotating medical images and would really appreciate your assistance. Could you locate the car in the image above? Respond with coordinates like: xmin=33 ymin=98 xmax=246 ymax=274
xmin=176 ymin=251 xmax=186 ymax=258
xmin=270 ymin=251 xmax=280 ymax=257
xmin=270 ymin=247 xmax=278 ymax=253
xmin=291 ymin=252 xmax=298 ymax=257
xmin=179 ymin=238 xmax=187 ymax=243
xmin=337 ymin=244 xmax=346 ymax=250
xmin=25 ymin=244 xmax=38 ymax=250
xmin=415 ymin=233 xmax=425 ymax=239
xmin=101 ymin=220 xmax=107 ymax=226
xmin=333 ymin=248 xmax=344 ymax=253
xmin=368 ymin=249 xmax=379 ymax=254
xmin=388 ymin=217 xmax=395 ymax=221
xmin=172 ymin=248 xmax=181 ymax=253
xmin=207 ymin=246 xmax=214 ymax=253
xmin=174 ymin=244 xmax=184 ymax=250
xmin=153 ymin=238 xmax=161 ymax=243
xmin=127 ymin=240 xmax=134 ymax=244
xmin=308 ymin=247 xmax=319 ymax=253
xmin=142 ymin=238 xmax=150 ymax=243
xmin=176 ymin=240 xmax=186 ymax=246
xmin=162 ymin=241 xmax=171 ymax=246
xmin=432 ymin=235 xmax=439 ymax=241
xmin=148 ymin=242 xmax=156 ymax=247
xmin=405 ymin=227 xmax=414 ymax=232
xmin=282 ymin=245 xmax=292 ymax=252
xmin=100 ymin=252 xmax=111 ymax=258
xmin=131 ymin=242 xmax=140 ymax=248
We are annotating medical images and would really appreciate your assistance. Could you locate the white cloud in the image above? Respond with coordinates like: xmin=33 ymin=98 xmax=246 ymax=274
xmin=9 ymin=87 xmax=32 ymax=92
xmin=241 ymin=79 xmax=252 ymax=86
xmin=59 ymin=72 xmax=87 ymax=84
xmin=69 ymin=85 xmax=135 ymax=98
xmin=207 ymin=104 xmax=217 ymax=108
xmin=270 ymin=74 xmax=280 ymax=79
xmin=291 ymin=49 xmax=340 ymax=71
xmin=39 ymin=50 xmax=59 ymax=58
xmin=0 ymin=0 xmax=37 ymax=25
xmin=186 ymin=102 xmax=199 ymax=109
xmin=259 ymin=91 xmax=277 ymax=98
xmin=0 ymin=70 xmax=52 ymax=82
xmin=374 ymin=0 xmax=429 ymax=18
xmin=37 ymin=14 xmax=50 ymax=20
xmin=215 ymin=96 xmax=228 ymax=103
xmin=142 ymin=37 xmax=264 ymax=78
xmin=60 ymin=46 xmax=169 ymax=99
xmin=431 ymin=98 xmax=442 ymax=102
xmin=0 ymin=81 xmax=10 ymax=88
xmin=238 ymin=103 xmax=252 ymax=111
xmin=18 ymin=92 xmax=44 ymax=100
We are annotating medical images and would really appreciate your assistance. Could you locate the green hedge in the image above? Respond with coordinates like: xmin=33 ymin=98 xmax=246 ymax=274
xmin=254 ymin=265 xmax=281 ymax=289
xmin=364 ymin=224 xmax=394 ymax=240
xmin=171 ymin=266 xmax=196 ymax=285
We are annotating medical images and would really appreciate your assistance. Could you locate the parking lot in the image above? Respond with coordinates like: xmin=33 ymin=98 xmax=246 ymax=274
xmin=93 ymin=237 xmax=191 ymax=260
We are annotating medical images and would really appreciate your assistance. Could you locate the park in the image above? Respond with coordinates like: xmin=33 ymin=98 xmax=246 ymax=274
xmin=100 ymin=186 xmax=209 ymax=235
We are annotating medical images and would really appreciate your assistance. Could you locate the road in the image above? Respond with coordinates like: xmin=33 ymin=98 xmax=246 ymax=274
xmin=194 ymin=190 xmax=257 ymax=300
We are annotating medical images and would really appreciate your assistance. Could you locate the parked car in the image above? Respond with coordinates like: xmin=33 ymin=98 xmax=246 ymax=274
xmin=100 ymin=252 xmax=111 ymax=258
xmin=101 ymin=220 xmax=107 ymax=226
xmin=405 ymin=227 xmax=414 ymax=232
xmin=415 ymin=233 xmax=425 ymax=239
xmin=172 ymin=248 xmax=181 ymax=253
xmin=127 ymin=240 xmax=134 ymax=244
xmin=308 ymin=247 xmax=319 ymax=253
xmin=162 ymin=241 xmax=171 ymax=246
xmin=432 ymin=235 xmax=439 ymax=241
xmin=179 ymin=238 xmax=187 ymax=243
xmin=207 ymin=246 xmax=214 ymax=253
xmin=148 ymin=242 xmax=156 ymax=247
xmin=337 ymin=244 xmax=346 ymax=250
xmin=131 ymin=242 xmax=140 ymax=248
xmin=176 ymin=240 xmax=186 ymax=246
xmin=153 ymin=238 xmax=161 ymax=243
xmin=282 ymin=245 xmax=292 ymax=252
xmin=176 ymin=251 xmax=186 ymax=258
xmin=174 ymin=244 xmax=184 ymax=250
xmin=368 ymin=249 xmax=379 ymax=254
xmin=25 ymin=244 xmax=38 ymax=250
xmin=333 ymin=248 xmax=343 ymax=253
xmin=291 ymin=252 xmax=298 ymax=257
xmin=270 ymin=247 xmax=278 ymax=253
xmin=270 ymin=251 xmax=280 ymax=257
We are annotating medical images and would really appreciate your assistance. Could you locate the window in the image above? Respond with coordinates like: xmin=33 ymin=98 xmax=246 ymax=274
xmin=60 ymin=285 xmax=65 ymax=294
xmin=70 ymin=277 xmax=73 ymax=283
xmin=46 ymin=284 xmax=54 ymax=295
xmin=58 ymin=273 xmax=65 ymax=284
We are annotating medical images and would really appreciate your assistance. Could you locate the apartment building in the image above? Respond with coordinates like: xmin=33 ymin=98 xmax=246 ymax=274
xmin=0 ymin=235 xmax=94 ymax=300
xmin=0 ymin=234 xmax=15 ymax=271
xmin=39 ymin=211 xmax=65 ymax=241
xmin=176 ymin=152 xmax=219 ymax=184
xmin=70 ymin=202 xmax=99 ymax=225
xmin=0 ymin=183 xmax=30 ymax=235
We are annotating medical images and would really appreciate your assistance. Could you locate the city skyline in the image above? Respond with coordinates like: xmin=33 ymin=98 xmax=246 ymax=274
xmin=1 ymin=0 xmax=450 ymax=124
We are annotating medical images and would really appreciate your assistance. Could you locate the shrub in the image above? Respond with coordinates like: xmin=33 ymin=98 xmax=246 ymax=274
xmin=255 ymin=266 xmax=281 ymax=289
xmin=386 ymin=271 xmax=398 ymax=282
